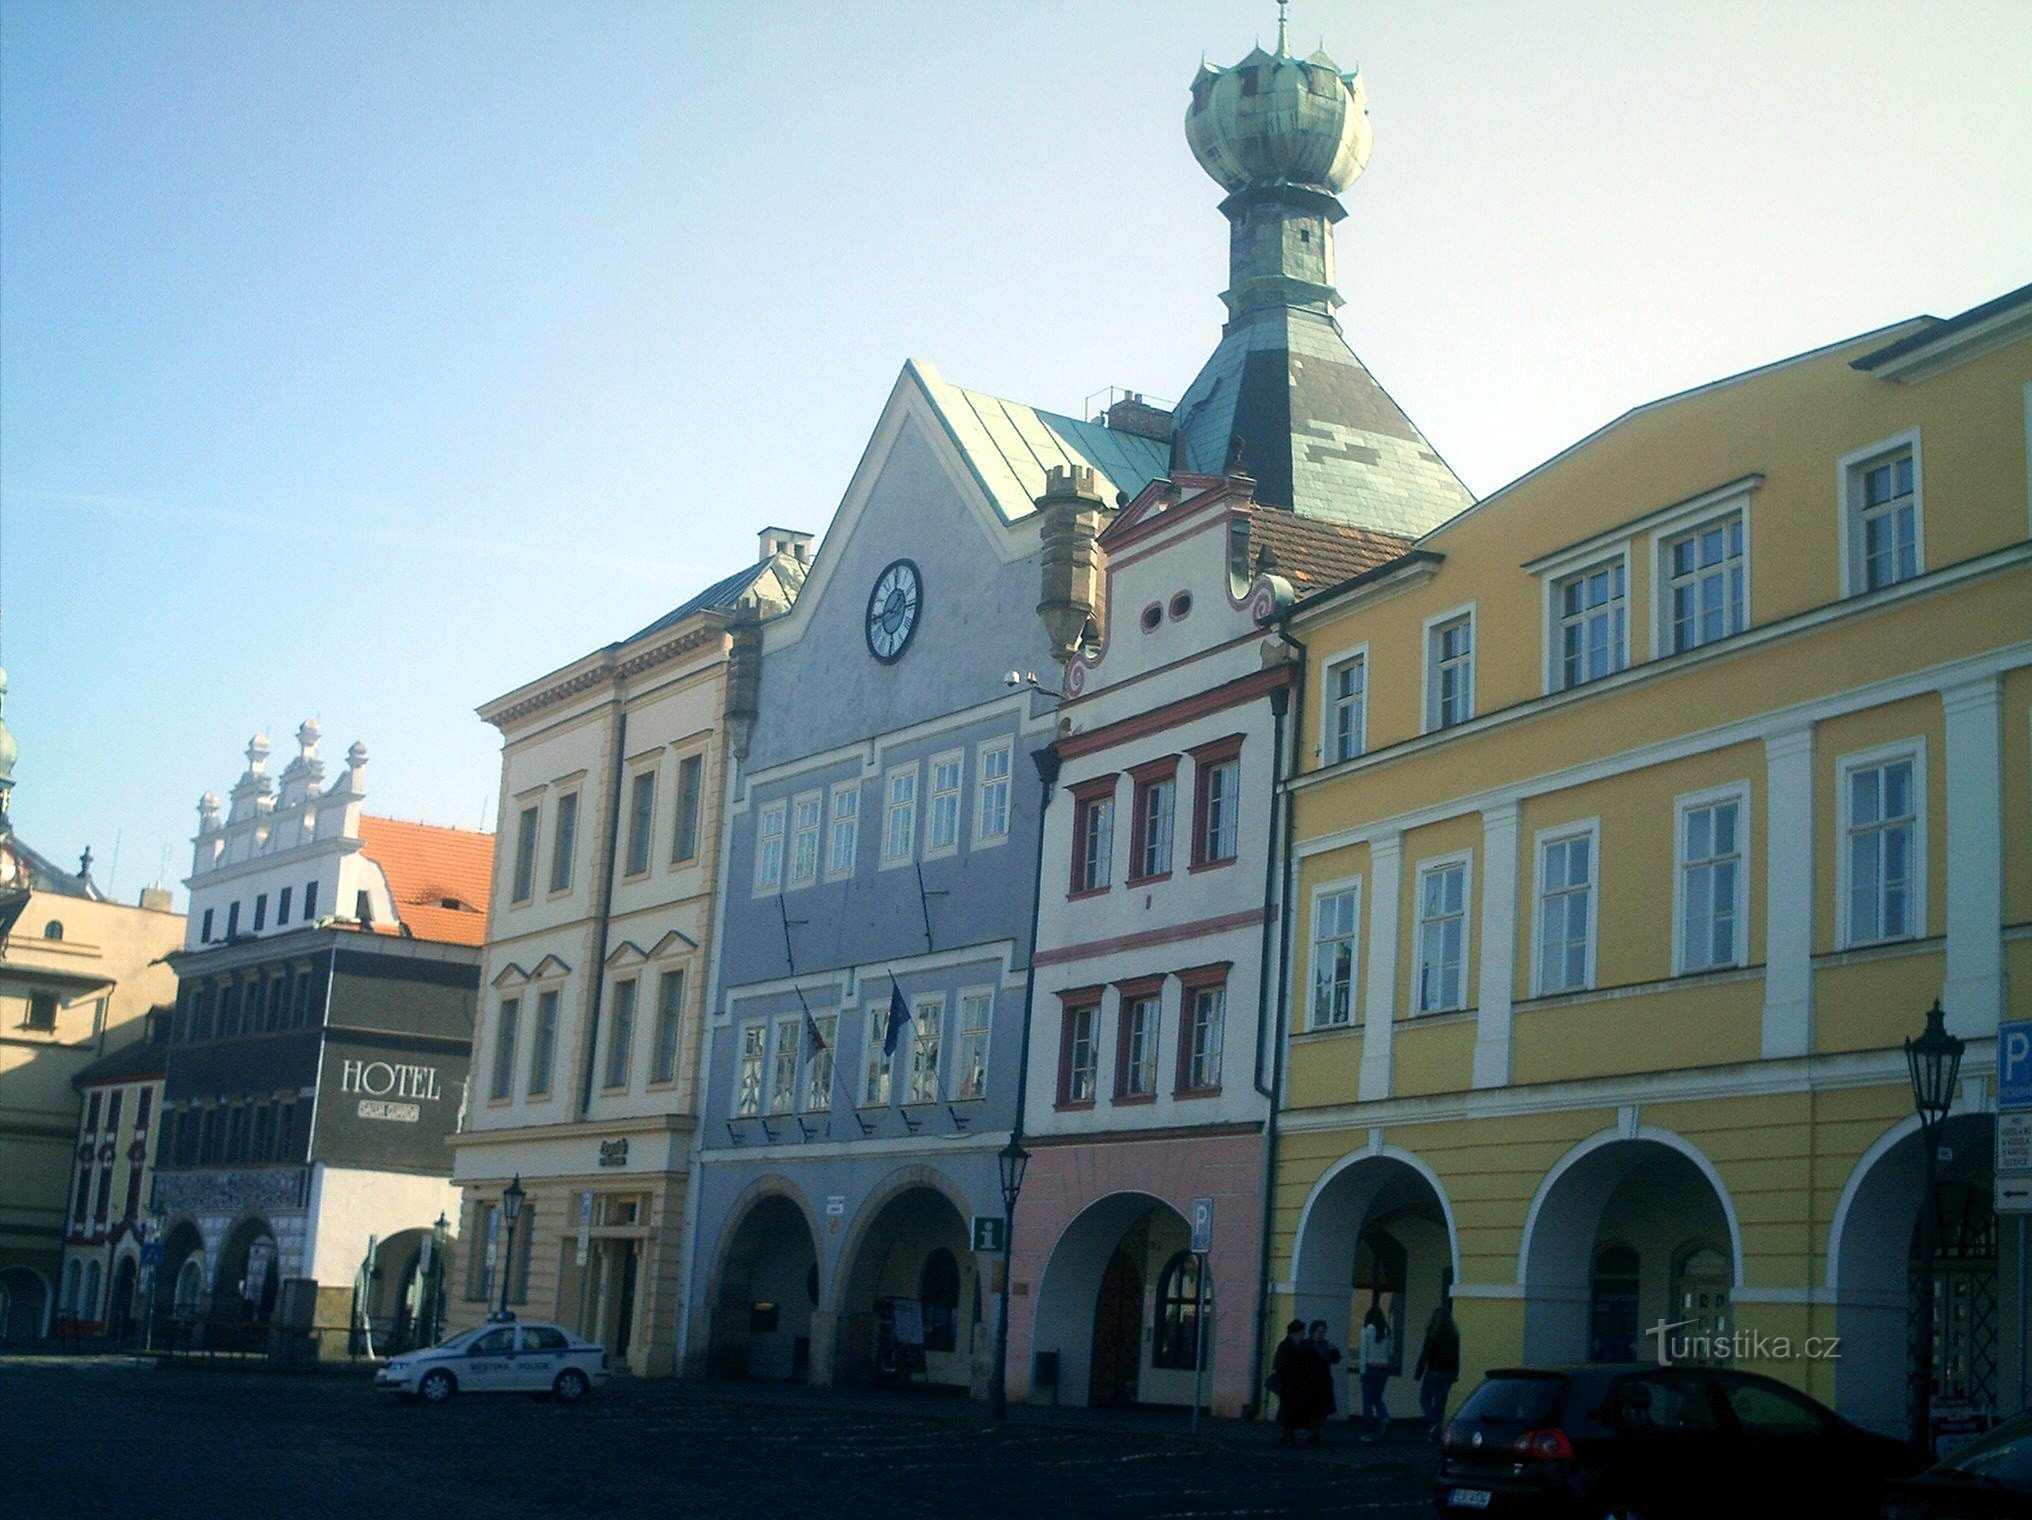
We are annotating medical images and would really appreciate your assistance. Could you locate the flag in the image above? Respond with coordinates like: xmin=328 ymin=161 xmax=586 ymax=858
xmin=804 ymin=1006 xmax=827 ymax=1055
xmin=883 ymin=976 xmax=910 ymax=1056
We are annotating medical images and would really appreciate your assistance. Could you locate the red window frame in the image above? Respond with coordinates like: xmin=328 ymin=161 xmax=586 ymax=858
xmin=1189 ymin=735 xmax=1245 ymax=870
xmin=1126 ymin=757 xmax=1181 ymax=885
xmin=1055 ymin=987 xmax=1104 ymax=1109
xmin=1067 ymin=775 xmax=1118 ymax=898
xmin=1112 ymin=975 xmax=1165 ymax=1103
xmin=1174 ymin=962 xmax=1231 ymax=1097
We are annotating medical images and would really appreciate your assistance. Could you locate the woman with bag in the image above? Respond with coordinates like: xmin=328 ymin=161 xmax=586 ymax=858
xmin=1269 ymin=1319 xmax=1314 ymax=1447
xmin=1356 ymin=1302 xmax=1393 ymax=1440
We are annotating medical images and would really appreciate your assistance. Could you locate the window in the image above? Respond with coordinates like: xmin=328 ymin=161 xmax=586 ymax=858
xmin=1153 ymin=1251 xmax=1204 ymax=1371
xmin=1677 ymin=790 xmax=1746 ymax=973
xmin=926 ymin=751 xmax=963 ymax=854
xmin=754 ymin=801 xmax=787 ymax=892
xmin=1844 ymin=434 xmax=1921 ymax=593
xmin=200 ymin=908 xmax=214 ymax=943
xmin=907 ymin=997 xmax=943 ymax=1104
xmin=514 ymin=801 xmax=542 ymax=900
xmin=226 ymin=901 xmax=240 ymax=938
xmin=1427 ymin=612 xmax=1475 ymax=728
xmin=489 ymin=995 xmax=522 ymax=1103
xmin=975 ymin=739 xmax=1012 ymax=844
xmin=42 ymin=920 xmax=62 ymax=940
xmin=277 ymin=886 xmax=292 ymax=926
xmin=1059 ymin=1001 xmax=1099 ymax=1106
xmin=293 ymin=968 xmax=313 ymax=1024
xmin=1535 ymin=825 xmax=1598 ymax=996
xmin=1720 ymin=1375 xmax=1827 ymax=1437
xmin=604 ymin=979 xmax=637 ymax=1090
xmin=1191 ymin=740 xmax=1242 ymax=867
xmin=735 ymin=1024 xmax=765 ymax=1116
xmin=1414 ymin=857 xmax=1470 ymax=1014
xmin=1843 ymin=748 xmax=1922 ymax=946
xmin=1662 ymin=514 xmax=1745 ymax=653
xmin=860 ymin=1007 xmax=893 ymax=1107
xmin=1116 ymin=989 xmax=1160 ymax=1099
xmin=803 ymin=1013 xmax=836 ymax=1111
xmin=951 ymin=991 xmax=992 ymax=1101
xmin=528 ymin=989 xmax=560 ymax=1098
xmin=549 ymin=792 xmax=579 ymax=893
xmin=827 ymin=781 xmax=860 ymax=877
xmin=26 ymin=992 xmax=58 ymax=1032
xmin=1327 ymin=651 xmax=1367 ymax=762
xmin=251 ymin=1102 xmax=271 ymax=1163
xmin=1180 ymin=977 xmax=1225 ymax=1092
xmin=625 ymin=770 xmax=656 ymax=877
xmin=882 ymin=767 xmax=918 ymax=865
xmin=671 ymin=754 xmax=704 ymax=864
xmin=302 ymin=880 xmax=318 ymax=921
xmin=1071 ymin=783 xmax=1115 ymax=893
xmin=920 ymin=1248 xmax=961 ymax=1353
xmin=651 ymin=969 xmax=685 ymax=1086
xmin=1555 ymin=559 xmax=1627 ymax=689
xmin=788 ymin=791 xmax=822 ymax=888
xmin=1310 ymin=884 xmax=1361 ymax=1028
xmin=252 ymin=894 xmax=267 ymax=932
xmin=1129 ymin=762 xmax=1177 ymax=881
xmin=770 ymin=1017 xmax=799 ymax=1113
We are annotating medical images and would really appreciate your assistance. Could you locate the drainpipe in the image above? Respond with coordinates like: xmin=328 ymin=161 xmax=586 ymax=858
xmin=577 ymin=695 xmax=629 ymax=1119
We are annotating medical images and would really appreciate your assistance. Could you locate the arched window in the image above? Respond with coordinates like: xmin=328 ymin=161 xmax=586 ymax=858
xmin=62 ymin=1259 xmax=81 ymax=1313
xmin=919 ymin=1248 xmax=960 ymax=1353
xmin=82 ymin=1260 xmax=102 ymax=1320
xmin=1589 ymin=1241 xmax=1640 ymax=1361
xmin=42 ymin=921 xmax=63 ymax=941
xmin=1153 ymin=1251 xmax=1203 ymax=1371
xmin=173 ymin=1258 xmax=205 ymax=1317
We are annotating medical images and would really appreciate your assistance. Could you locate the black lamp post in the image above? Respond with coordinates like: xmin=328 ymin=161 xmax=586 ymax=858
xmin=497 ymin=1175 xmax=526 ymax=1320
xmin=1905 ymin=999 xmax=1965 ymax=1452
xmin=991 ymin=1136 xmax=1030 ymax=1420
xmin=424 ymin=1211 xmax=449 ymax=1347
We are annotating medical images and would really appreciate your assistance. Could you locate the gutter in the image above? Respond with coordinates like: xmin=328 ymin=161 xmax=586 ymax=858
xmin=577 ymin=699 xmax=629 ymax=1119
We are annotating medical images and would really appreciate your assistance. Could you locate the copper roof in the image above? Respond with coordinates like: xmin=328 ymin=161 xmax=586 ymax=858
xmin=357 ymin=815 xmax=494 ymax=947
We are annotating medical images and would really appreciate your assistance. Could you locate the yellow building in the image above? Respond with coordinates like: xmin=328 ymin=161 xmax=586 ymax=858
xmin=1271 ymin=284 xmax=2031 ymax=1439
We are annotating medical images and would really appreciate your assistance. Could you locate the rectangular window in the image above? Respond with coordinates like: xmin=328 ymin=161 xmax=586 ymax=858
xmin=302 ymin=880 xmax=318 ymax=921
xmin=1678 ymin=792 xmax=1745 ymax=973
xmin=860 ymin=1007 xmax=893 ymax=1107
xmin=252 ymin=893 xmax=267 ymax=932
xmin=1060 ymin=1002 xmax=1098 ymax=1106
xmin=735 ymin=1024 xmax=765 ymax=1116
xmin=882 ymin=767 xmax=918 ymax=865
xmin=226 ymin=901 xmax=240 ymax=938
xmin=975 ymin=739 xmax=1013 ymax=843
xmin=1072 ymin=787 xmax=1115 ymax=893
xmin=1328 ymin=653 xmax=1367 ymax=762
xmin=905 ymin=997 xmax=944 ymax=1105
xmin=926 ymin=751 xmax=963 ymax=854
xmin=604 ymin=979 xmax=637 ymax=1090
xmin=651 ymin=969 xmax=685 ymax=1086
xmin=1845 ymin=751 xmax=1920 ymax=946
xmin=356 ymin=889 xmax=371 ymax=924
xmin=827 ymin=781 xmax=860 ymax=877
xmin=250 ymin=1102 xmax=271 ymax=1164
xmin=200 ymin=908 xmax=214 ymax=943
xmin=1663 ymin=515 xmax=1745 ymax=653
xmin=1116 ymin=993 xmax=1160 ymax=1098
xmin=804 ymin=1013 xmax=836 ymax=1111
xmin=1183 ymin=983 xmax=1225 ymax=1091
xmin=1556 ymin=560 xmax=1627 ymax=689
xmin=951 ymin=991 xmax=991 ymax=1100
xmin=1535 ymin=826 xmax=1597 ymax=996
xmin=1192 ymin=746 xmax=1241 ymax=866
xmin=293 ymin=968 xmax=313 ymax=1025
xmin=1429 ymin=613 xmax=1475 ymax=728
xmin=1846 ymin=440 xmax=1920 ymax=593
xmin=1414 ymin=858 xmax=1470 ymax=1014
xmin=788 ymin=791 xmax=822 ymax=888
xmin=527 ymin=989 xmax=559 ymax=1098
xmin=770 ymin=1017 xmax=800 ymax=1113
xmin=27 ymin=991 xmax=58 ymax=1032
xmin=1129 ymin=766 xmax=1177 ymax=881
xmin=755 ymin=801 xmax=787 ymax=892
xmin=625 ymin=770 xmax=656 ymax=877
xmin=1310 ymin=884 xmax=1361 ymax=1028
xmin=671 ymin=754 xmax=704 ymax=864
xmin=277 ymin=886 xmax=292 ymax=927
xmin=511 ymin=806 xmax=539 ymax=901
xmin=548 ymin=793 xmax=579 ymax=894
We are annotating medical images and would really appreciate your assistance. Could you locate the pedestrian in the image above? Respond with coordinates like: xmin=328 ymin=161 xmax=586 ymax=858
xmin=1269 ymin=1319 xmax=1314 ymax=1448
xmin=1357 ymin=1302 xmax=1393 ymax=1440
xmin=1305 ymin=1319 xmax=1342 ymax=1445
xmin=1412 ymin=1295 xmax=1461 ymax=1441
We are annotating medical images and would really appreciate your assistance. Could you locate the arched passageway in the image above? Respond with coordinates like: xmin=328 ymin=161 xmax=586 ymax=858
xmin=0 ymin=1266 xmax=50 ymax=1344
xmin=710 ymin=1192 xmax=821 ymax=1381
xmin=1032 ymin=1192 xmax=1202 ymax=1408
xmin=214 ymin=1216 xmax=280 ymax=1325
xmin=835 ymin=1182 xmax=977 ymax=1390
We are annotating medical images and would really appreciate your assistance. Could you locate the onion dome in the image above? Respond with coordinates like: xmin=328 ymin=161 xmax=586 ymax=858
xmin=1184 ymin=32 xmax=1372 ymax=196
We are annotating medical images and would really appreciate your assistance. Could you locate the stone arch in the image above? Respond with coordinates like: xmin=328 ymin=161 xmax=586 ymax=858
xmin=0 ymin=1266 xmax=52 ymax=1343
xmin=830 ymin=1164 xmax=977 ymax=1390
xmin=214 ymin=1213 xmax=280 ymax=1323
xmin=1032 ymin=1190 xmax=1197 ymax=1408
xmin=706 ymin=1175 xmax=825 ymax=1382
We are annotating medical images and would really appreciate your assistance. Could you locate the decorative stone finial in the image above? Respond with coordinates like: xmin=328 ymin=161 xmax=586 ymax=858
xmin=296 ymin=718 xmax=321 ymax=757
xmin=347 ymin=740 xmax=368 ymax=768
xmin=77 ymin=846 xmax=93 ymax=882
xmin=246 ymin=733 xmax=270 ymax=769
xmin=198 ymin=790 xmax=221 ymax=830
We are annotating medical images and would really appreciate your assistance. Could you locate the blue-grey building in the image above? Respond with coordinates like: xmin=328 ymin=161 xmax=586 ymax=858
xmin=684 ymin=361 xmax=1166 ymax=1390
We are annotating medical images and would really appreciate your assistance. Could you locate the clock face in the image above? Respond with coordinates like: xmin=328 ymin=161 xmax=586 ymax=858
xmin=865 ymin=558 xmax=923 ymax=664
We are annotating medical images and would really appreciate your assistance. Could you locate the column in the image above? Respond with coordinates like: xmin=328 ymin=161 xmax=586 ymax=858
xmin=1358 ymin=832 xmax=1402 ymax=1102
xmin=1942 ymin=678 xmax=2005 ymax=1040
xmin=1761 ymin=725 xmax=1815 ymax=1060
xmin=1474 ymin=803 xmax=1521 ymax=1088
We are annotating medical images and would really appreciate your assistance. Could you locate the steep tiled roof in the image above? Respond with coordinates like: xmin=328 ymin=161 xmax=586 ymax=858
xmin=1246 ymin=506 xmax=1411 ymax=595
xmin=73 ymin=1028 xmax=170 ymax=1088
xmin=624 ymin=555 xmax=807 ymax=644
xmin=357 ymin=816 xmax=494 ymax=947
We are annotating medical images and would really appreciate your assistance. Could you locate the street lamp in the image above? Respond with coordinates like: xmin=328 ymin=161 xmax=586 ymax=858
xmin=497 ymin=1175 xmax=526 ymax=1320
xmin=425 ymin=1211 xmax=449 ymax=1347
xmin=1905 ymin=999 xmax=1965 ymax=1452
xmin=991 ymin=1136 xmax=1031 ymax=1420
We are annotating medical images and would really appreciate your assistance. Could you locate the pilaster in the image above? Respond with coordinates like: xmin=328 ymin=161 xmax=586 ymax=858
xmin=1762 ymin=725 xmax=1816 ymax=1059
xmin=1358 ymin=832 xmax=1402 ymax=1102
xmin=1473 ymin=803 xmax=1520 ymax=1088
xmin=1942 ymin=677 xmax=2005 ymax=1039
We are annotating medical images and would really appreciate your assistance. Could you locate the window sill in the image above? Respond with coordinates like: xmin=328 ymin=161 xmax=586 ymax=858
xmin=1054 ymin=1099 xmax=1096 ymax=1112
xmin=1066 ymin=886 xmax=1111 ymax=901
xmin=1125 ymin=871 xmax=1173 ymax=888
xmin=1174 ymin=1085 xmax=1222 ymax=1101
xmin=1187 ymin=857 xmax=1236 ymax=875
xmin=1114 ymin=1092 xmax=1157 ymax=1107
xmin=1291 ymin=1022 xmax=1357 ymax=1042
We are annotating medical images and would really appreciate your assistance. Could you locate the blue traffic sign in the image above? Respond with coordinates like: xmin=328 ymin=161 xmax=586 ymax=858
xmin=140 ymin=1242 xmax=164 ymax=1267
xmin=1999 ymin=1020 xmax=2032 ymax=1111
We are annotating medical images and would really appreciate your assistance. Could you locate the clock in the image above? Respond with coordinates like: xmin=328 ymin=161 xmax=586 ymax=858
xmin=865 ymin=558 xmax=923 ymax=664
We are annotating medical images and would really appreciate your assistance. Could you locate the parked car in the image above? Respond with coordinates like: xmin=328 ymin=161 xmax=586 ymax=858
xmin=1883 ymin=1412 xmax=2032 ymax=1519
xmin=1432 ymin=1363 xmax=1926 ymax=1518
xmin=375 ymin=1316 xmax=609 ymax=1406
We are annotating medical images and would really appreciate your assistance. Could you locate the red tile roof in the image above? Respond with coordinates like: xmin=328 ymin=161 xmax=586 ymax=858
xmin=1245 ymin=506 xmax=1412 ymax=594
xmin=357 ymin=816 xmax=494 ymax=947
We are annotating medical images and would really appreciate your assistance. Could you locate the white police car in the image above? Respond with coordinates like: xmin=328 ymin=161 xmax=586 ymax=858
xmin=376 ymin=1316 xmax=609 ymax=1405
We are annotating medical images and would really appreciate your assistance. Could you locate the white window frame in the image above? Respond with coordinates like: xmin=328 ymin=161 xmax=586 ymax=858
xmin=826 ymin=779 xmax=861 ymax=880
xmin=1837 ymin=427 xmax=1925 ymax=597
xmin=1307 ymin=876 xmax=1362 ymax=1029
xmin=527 ymin=986 xmax=562 ymax=1099
xmin=1412 ymin=850 xmax=1474 ymax=1015
xmin=622 ymin=765 xmax=658 ymax=879
xmin=1530 ymin=818 xmax=1601 ymax=997
xmin=603 ymin=977 xmax=639 ymax=1091
xmin=906 ymin=993 xmax=945 ymax=1104
xmin=924 ymin=748 xmax=964 ymax=859
xmin=973 ymin=738 xmax=1014 ymax=847
xmin=803 ymin=1011 xmax=837 ymax=1112
xmin=1836 ymin=737 xmax=1928 ymax=950
xmin=1651 ymin=497 xmax=1751 ymax=657
xmin=753 ymin=800 xmax=787 ymax=894
xmin=768 ymin=1015 xmax=800 ymax=1114
xmin=1672 ymin=782 xmax=1751 ymax=975
xmin=1422 ymin=604 xmax=1477 ymax=732
xmin=649 ymin=966 xmax=686 ymax=1087
xmin=1320 ymin=643 xmax=1369 ymax=763
xmin=860 ymin=1004 xmax=893 ymax=1107
xmin=1547 ymin=551 xmax=1631 ymax=693
xmin=881 ymin=763 xmax=920 ymax=869
xmin=734 ymin=1021 xmax=765 ymax=1117
xmin=787 ymin=788 xmax=822 ymax=890
xmin=950 ymin=986 xmax=993 ymax=1101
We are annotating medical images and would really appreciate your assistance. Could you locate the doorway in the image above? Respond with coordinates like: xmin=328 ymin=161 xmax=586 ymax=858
xmin=1090 ymin=1250 xmax=1143 ymax=1407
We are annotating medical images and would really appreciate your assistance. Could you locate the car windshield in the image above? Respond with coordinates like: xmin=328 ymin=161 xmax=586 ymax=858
xmin=432 ymin=1327 xmax=487 ymax=1353
xmin=1940 ymin=1421 xmax=2032 ymax=1486
xmin=1456 ymin=1375 xmax=1567 ymax=1426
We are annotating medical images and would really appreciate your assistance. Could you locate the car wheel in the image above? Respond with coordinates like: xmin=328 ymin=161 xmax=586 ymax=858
xmin=417 ymin=1369 xmax=456 ymax=1406
xmin=552 ymin=1368 xmax=590 ymax=1403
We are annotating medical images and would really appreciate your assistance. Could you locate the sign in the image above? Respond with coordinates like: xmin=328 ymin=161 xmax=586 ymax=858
xmin=338 ymin=1060 xmax=443 ymax=1101
xmin=970 ymin=1215 xmax=1006 ymax=1253
xmin=1999 ymin=1113 xmax=2032 ymax=1175
xmin=1191 ymin=1196 xmax=1215 ymax=1254
xmin=140 ymin=1242 xmax=164 ymax=1268
xmin=825 ymin=1195 xmax=846 ymax=1217
xmin=357 ymin=1099 xmax=420 ymax=1123
xmin=891 ymin=1299 xmax=925 ymax=1347
xmin=1996 ymin=1176 xmax=2032 ymax=1215
xmin=1999 ymin=1020 xmax=2032 ymax=1110
xmin=598 ymin=1137 xmax=629 ymax=1168
xmin=576 ymin=1189 xmax=594 ymax=1267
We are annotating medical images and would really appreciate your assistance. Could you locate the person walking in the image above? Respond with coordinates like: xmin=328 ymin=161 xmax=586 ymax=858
xmin=1357 ymin=1302 xmax=1393 ymax=1441
xmin=1412 ymin=1295 xmax=1461 ymax=1441
xmin=1305 ymin=1320 xmax=1342 ymax=1445
xmin=1270 ymin=1319 xmax=1314 ymax=1447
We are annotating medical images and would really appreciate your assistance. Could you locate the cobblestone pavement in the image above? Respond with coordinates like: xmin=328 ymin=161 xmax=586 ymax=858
xmin=0 ymin=1358 xmax=1438 ymax=1520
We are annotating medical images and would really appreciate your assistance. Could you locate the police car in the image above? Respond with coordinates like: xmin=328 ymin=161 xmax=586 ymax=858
xmin=375 ymin=1315 xmax=609 ymax=1405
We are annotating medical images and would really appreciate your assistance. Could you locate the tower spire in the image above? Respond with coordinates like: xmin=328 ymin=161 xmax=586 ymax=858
xmin=1275 ymin=0 xmax=1290 ymax=58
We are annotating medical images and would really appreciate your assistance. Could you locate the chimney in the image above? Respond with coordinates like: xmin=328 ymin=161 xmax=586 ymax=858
xmin=757 ymin=526 xmax=814 ymax=565
xmin=1036 ymin=465 xmax=1107 ymax=666
xmin=1104 ymin=391 xmax=1173 ymax=442
xmin=138 ymin=884 xmax=174 ymax=913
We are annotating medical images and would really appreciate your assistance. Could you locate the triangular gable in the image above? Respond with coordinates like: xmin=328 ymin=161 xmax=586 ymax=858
xmin=1100 ymin=472 xmax=1243 ymax=553
xmin=605 ymin=940 xmax=650 ymax=970
xmin=531 ymin=953 xmax=572 ymax=980
xmin=646 ymin=928 xmax=699 ymax=959
xmin=489 ymin=962 xmax=533 ymax=989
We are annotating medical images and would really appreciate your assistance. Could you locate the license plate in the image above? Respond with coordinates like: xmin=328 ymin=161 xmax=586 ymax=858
xmin=1447 ymin=1490 xmax=1492 ymax=1511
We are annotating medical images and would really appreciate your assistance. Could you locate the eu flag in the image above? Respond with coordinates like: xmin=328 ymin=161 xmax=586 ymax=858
xmin=883 ymin=977 xmax=910 ymax=1056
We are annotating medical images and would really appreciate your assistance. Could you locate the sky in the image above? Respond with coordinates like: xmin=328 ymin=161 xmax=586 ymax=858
xmin=2 ymin=0 xmax=2027 ymax=910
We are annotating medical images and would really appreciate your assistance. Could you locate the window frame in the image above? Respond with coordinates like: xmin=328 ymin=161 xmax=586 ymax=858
xmin=768 ymin=1015 xmax=800 ymax=1114
xmin=973 ymin=737 xmax=1014 ymax=847
xmin=826 ymin=779 xmax=861 ymax=880
xmin=803 ymin=1011 xmax=837 ymax=1112
xmin=1176 ymin=964 xmax=1229 ymax=1096
xmin=880 ymin=762 xmax=920 ymax=869
xmin=527 ymin=986 xmax=561 ymax=1099
xmin=949 ymin=986 xmax=993 ymax=1102
xmin=1054 ymin=990 xmax=1102 ymax=1109
xmin=603 ymin=977 xmax=638 ymax=1092
xmin=924 ymin=748 xmax=964 ymax=859
xmin=547 ymin=791 xmax=580 ymax=896
xmin=734 ymin=1021 xmax=766 ymax=1117
xmin=1412 ymin=851 xmax=1474 ymax=1015
xmin=1837 ymin=427 xmax=1924 ymax=597
xmin=1652 ymin=501 xmax=1749 ymax=657
xmin=1126 ymin=757 xmax=1179 ymax=885
xmin=649 ymin=966 xmax=686 ymax=1088
xmin=623 ymin=766 xmax=658 ymax=879
xmin=670 ymin=752 xmax=705 ymax=865
xmin=488 ymin=996 xmax=520 ymax=1102
xmin=510 ymin=803 xmax=540 ymax=902
xmin=1548 ymin=551 xmax=1631 ymax=693
xmin=1672 ymin=782 xmax=1752 ymax=975
xmin=859 ymin=1004 xmax=894 ymax=1108
xmin=1321 ymin=643 xmax=1369 ymax=764
xmin=1836 ymin=737 xmax=1928 ymax=950
xmin=787 ymin=788 xmax=823 ymax=890
xmin=1189 ymin=736 xmax=1244 ymax=870
xmin=753 ymin=799 xmax=788 ymax=894
xmin=905 ymin=993 xmax=945 ymax=1105
xmin=1530 ymin=818 xmax=1601 ymax=998
xmin=1423 ymin=605 xmax=1477 ymax=731
xmin=1068 ymin=776 xmax=1117 ymax=896
xmin=1113 ymin=978 xmax=1164 ymax=1102
xmin=1308 ymin=877 xmax=1363 ymax=1030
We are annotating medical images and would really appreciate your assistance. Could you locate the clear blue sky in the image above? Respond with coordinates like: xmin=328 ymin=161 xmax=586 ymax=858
xmin=3 ymin=0 xmax=2027 ymax=908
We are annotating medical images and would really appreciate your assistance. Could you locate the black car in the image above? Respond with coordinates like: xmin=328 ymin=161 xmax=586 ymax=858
xmin=1883 ymin=1412 xmax=2032 ymax=1519
xmin=1432 ymin=1363 xmax=1926 ymax=1519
